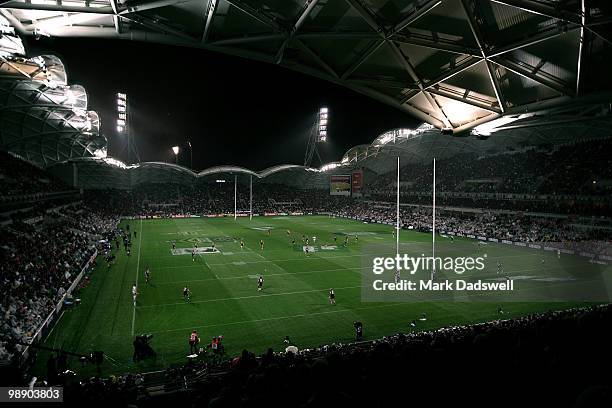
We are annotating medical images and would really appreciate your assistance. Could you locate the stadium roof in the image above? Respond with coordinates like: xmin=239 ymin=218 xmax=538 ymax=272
xmin=2 ymin=0 xmax=611 ymax=132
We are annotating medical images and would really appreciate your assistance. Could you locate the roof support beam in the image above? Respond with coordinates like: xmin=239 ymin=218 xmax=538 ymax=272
xmin=452 ymin=112 xmax=500 ymax=133
xmin=294 ymin=38 xmax=338 ymax=78
xmin=341 ymin=39 xmax=385 ymax=79
xmin=119 ymin=0 xmax=189 ymax=15
xmin=276 ymin=0 xmax=319 ymax=65
xmin=121 ymin=14 xmax=196 ymax=42
xmin=202 ymin=0 xmax=218 ymax=43
xmin=225 ymin=0 xmax=282 ymax=32
xmin=211 ymin=34 xmax=284 ymax=46
xmin=391 ymin=33 xmax=481 ymax=56
xmin=297 ymin=32 xmax=379 ymax=40
xmin=344 ymin=0 xmax=384 ymax=34
xmin=109 ymin=0 xmax=121 ymax=34
xmin=576 ymin=0 xmax=586 ymax=96
xmin=388 ymin=41 xmax=452 ymax=128
xmin=275 ymin=38 xmax=290 ymax=64
xmin=427 ymin=87 xmax=501 ymax=113
xmin=294 ymin=0 xmax=319 ymax=34
xmin=112 ymin=15 xmax=122 ymax=34
xmin=461 ymin=0 xmax=506 ymax=112
xmin=0 ymin=2 xmax=113 ymax=14
xmin=491 ymin=57 xmax=574 ymax=97
xmin=0 ymin=9 xmax=26 ymax=34
xmin=349 ymin=84 xmax=446 ymax=129
xmin=392 ymin=0 xmax=441 ymax=34
xmin=486 ymin=25 xmax=579 ymax=58
xmin=423 ymin=57 xmax=482 ymax=89
xmin=490 ymin=0 xmax=581 ymax=25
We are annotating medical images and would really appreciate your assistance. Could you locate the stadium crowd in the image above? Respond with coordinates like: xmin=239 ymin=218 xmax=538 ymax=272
xmin=49 ymin=304 xmax=612 ymax=407
xmin=0 ymin=205 xmax=118 ymax=360
xmin=370 ymin=138 xmax=612 ymax=196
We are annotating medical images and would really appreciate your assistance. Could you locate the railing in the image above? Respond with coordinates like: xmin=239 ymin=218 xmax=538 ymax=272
xmin=20 ymin=249 xmax=98 ymax=362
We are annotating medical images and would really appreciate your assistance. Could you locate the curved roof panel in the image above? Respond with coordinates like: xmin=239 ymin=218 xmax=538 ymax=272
xmin=1 ymin=0 xmax=611 ymax=131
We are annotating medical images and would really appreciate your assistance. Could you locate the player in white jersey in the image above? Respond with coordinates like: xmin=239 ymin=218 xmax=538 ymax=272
xmin=132 ymin=284 xmax=138 ymax=306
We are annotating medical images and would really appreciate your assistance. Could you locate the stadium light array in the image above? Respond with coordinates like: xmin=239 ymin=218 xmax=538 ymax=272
xmin=318 ymin=107 xmax=328 ymax=142
xmin=116 ymin=92 xmax=127 ymax=133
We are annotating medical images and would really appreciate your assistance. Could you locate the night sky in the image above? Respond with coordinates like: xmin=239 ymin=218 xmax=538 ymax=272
xmin=26 ymin=37 xmax=418 ymax=171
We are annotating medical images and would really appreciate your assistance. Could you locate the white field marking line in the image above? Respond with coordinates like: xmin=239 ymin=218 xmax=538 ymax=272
xmin=136 ymin=262 xmax=592 ymax=310
xmin=135 ymin=261 xmax=585 ymax=287
xmin=152 ymin=251 xmax=547 ymax=272
xmin=147 ymin=302 xmax=405 ymax=334
xmin=152 ymin=265 xmax=368 ymax=285
xmin=140 ymin=271 xmax=595 ymax=333
xmin=45 ymin=310 xmax=65 ymax=343
xmin=139 ymin=271 xmax=602 ymax=336
xmin=137 ymin=285 xmax=363 ymax=309
xmin=131 ymin=219 xmax=143 ymax=336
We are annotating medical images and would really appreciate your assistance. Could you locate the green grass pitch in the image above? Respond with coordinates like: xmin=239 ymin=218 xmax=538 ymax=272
xmin=35 ymin=215 xmax=592 ymax=376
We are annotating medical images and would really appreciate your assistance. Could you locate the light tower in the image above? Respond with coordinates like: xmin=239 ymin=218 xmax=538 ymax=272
xmin=116 ymin=92 xmax=140 ymax=164
xmin=304 ymin=106 xmax=328 ymax=167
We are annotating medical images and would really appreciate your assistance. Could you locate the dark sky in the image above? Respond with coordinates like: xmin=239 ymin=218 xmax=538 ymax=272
xmin=26 ymin=37 xmax=417 ymax=171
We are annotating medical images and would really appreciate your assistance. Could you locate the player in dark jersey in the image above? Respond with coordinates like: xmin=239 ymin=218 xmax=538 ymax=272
xmin=144 ymin=267 xmax=150 ymax=284
xmin=192 ymin=248 xmax=196 ymax=262
xmin=189 ymin=330 xmax=200 ymax=355
xmin=333 ymin=235 xmax=337 ymax=244
xmin=267 ymin=229 xmax=271 ymax=236
xmin=183 ymin=286 xmax=191 ymax=302
xmin=291 ymin=238 xmax=295 ymax=246
xmin=240 ymin=239 xmax=244 ymax=250
xmin=257 ymin=276 xmax=264 ymax=291
xmin=172 ymin=241 xmax=176 ymax=250
xmin=329 ymin=288 xmax=336 ymax=305
xmin=260 ymin=240 xmax=264 ymax=250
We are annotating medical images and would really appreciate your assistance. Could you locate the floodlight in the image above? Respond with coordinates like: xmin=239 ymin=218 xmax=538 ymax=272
xmin=172 ymin=146 xmax=180 ymax=155
xmin=117 ymin=119 xmax=125 ymax=126
xmin=320 ymin=107 xmax=328 ymax=113
xmin=116 ymin=125 xmax=124 ymax=132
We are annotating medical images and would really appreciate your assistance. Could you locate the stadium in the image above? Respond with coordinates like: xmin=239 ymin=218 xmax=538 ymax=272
xmin=1 ymin=0 xmax=612 ymax=406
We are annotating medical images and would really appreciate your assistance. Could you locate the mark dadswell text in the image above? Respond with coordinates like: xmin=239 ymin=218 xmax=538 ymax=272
xmin=373 ymin=279 xmax=514 ymax=292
